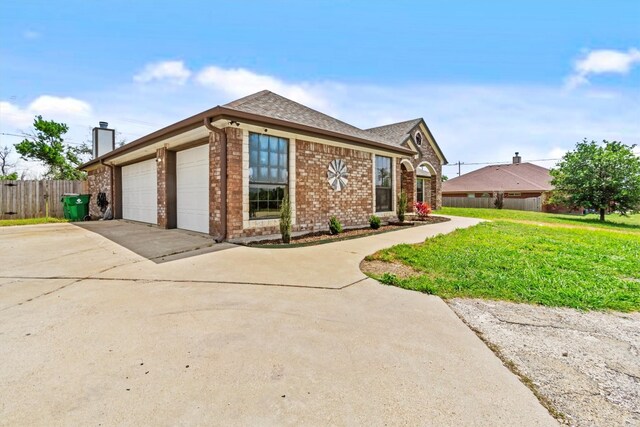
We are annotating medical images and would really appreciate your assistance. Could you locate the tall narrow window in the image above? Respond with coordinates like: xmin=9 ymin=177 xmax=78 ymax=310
xmin=416 ymin=178 xmax=424 ymax=203
xmin=248 ymin=132 xmax=288 ymax=219
xmin=375 ymin=156 xmax=393 ymax=212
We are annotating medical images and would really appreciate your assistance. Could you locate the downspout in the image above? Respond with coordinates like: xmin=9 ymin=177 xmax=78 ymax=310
xmin=204 ymin=117 xmax=227 ymax=241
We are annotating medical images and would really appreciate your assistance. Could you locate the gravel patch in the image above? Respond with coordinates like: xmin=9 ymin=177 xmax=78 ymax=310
xmin=449 ymin=299 xmax=640 ymax=427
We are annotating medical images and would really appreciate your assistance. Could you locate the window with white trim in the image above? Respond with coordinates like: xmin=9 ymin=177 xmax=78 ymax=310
xmin=415 ymin=131 xmax=423 ymax=146
xmin=248 ymin=132 xmax=289 ymax=219
xmin=375 ymin=156 xmax=393 ymax=212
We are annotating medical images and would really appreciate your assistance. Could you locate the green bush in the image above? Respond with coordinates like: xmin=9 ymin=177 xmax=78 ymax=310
xmin=279 ymin=193 xmax=292 ymax=243
xmin=328 ymin=216 xmax=343 ymax=235
xmin=397 ymin=191 xmax=408 ymax=222
xmin=369 ymin=215 xmax=381 ymax=229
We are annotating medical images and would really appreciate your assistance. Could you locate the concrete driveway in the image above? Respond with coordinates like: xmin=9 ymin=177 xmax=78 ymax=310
xmin=0 ymin=218 xmax=557 ymax=426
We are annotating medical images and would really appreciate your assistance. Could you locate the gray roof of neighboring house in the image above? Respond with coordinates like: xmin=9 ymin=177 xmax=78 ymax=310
xmin=224 ymin=90 xmax=404 ymax=151
xmin=442 ymin=162 xmax=553 ymax=193
xmin=364 ymin=118 xmax=423 ymax=145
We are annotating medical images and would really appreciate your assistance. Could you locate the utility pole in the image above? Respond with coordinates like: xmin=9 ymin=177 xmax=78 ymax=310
xmin=458 ymin=161 xmax=461 ymax=176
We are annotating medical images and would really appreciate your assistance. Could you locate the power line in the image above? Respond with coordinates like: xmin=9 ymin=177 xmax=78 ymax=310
xmin=444 ymin=157 xmax=561 ymax=167
xmin=0 ymin=131 xmax=85 ymax=146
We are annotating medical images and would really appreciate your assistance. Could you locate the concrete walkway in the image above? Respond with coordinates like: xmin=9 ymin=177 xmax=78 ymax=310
xmin=0 ymin=217 xmax=558 ymax=426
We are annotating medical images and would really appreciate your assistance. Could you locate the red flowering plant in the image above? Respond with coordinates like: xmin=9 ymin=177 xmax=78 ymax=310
xmin=414 ymin=202 xmax=432 ymax=220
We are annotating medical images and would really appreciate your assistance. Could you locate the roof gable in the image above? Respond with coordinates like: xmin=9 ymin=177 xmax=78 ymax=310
xmin=364 ymin=119 xmax=422 ymax=145
xmin=223 ymin=91 xmax=405 ymax=152
xmin=365 ymin=118 xmax=447 ymax=164
xmin=442 ymin=163 xmax=553 ymax=193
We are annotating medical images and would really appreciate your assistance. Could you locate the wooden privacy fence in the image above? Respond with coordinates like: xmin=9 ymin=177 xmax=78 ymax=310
xmin=443 ymin=196 xmax=542 ymax=212
xmin=0 ymin=180 xmax=87 ymax=220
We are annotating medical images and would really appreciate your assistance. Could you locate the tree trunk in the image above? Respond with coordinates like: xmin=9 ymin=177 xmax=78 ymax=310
xmin=599 ymin=208 xmax=606 ymax=222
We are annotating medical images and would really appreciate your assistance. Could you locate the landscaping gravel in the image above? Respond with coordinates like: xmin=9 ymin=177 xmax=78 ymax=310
xmin=449 ymin=299 xmax=640 ymax=426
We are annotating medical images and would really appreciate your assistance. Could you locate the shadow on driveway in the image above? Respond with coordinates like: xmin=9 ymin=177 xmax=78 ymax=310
xmin=74 ymin=220 xmax=236 ymax=264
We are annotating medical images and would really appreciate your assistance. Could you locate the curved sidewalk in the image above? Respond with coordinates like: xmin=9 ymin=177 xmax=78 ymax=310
xmin=97 ymin=216 xmax=484 ymax=288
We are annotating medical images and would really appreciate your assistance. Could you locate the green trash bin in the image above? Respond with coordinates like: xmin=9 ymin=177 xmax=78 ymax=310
xmin=60 ymin=194 xmax=91 ymax=221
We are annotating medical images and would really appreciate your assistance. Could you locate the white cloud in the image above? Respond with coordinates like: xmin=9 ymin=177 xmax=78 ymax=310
xmin=195 ymin=65 xmax=331 ymax=110
xmin=0 ymin=96 xmax=92 ymax=128
xmin=134 ymin=60 xmax=191 ymax=85
xmin=565 ymin=48 xmax=640 ymax=89
xmin=23 ymin=30 xmax=40 ymax=40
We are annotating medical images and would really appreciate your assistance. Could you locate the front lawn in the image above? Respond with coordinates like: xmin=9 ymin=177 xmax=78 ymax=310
xmin=0 ymin=217 xmax=68 ymax=227
xmin=365 ymin=218 xmax=640 ymax=311
xmin=440 ymin=207 xmax=640 ymax=232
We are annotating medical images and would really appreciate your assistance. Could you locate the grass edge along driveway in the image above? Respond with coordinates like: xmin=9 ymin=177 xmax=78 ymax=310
xmin=365 ymin=209 xmax=640 ymax=312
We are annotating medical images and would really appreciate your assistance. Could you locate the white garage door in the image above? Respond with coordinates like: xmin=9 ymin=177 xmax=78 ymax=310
xmin=122 ymin=159 xmax=157 ymax=224
xmin=176 ymin=145 xmax=209 ymax=233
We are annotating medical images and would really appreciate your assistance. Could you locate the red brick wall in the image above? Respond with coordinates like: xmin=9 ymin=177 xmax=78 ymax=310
xmin=86 ymin=166 xmax=111 ymax=219
xmin=295 ymin=139 xmax=374 ymax=231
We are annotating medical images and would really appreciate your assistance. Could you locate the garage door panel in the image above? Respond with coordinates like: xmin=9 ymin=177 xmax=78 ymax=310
xmin=122 ymin=159 xmax=157 ymax=224
xmin=176 ymin=145 xmax=209 ymax=233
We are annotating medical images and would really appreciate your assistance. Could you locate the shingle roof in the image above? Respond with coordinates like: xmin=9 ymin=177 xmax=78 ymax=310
xmin=442 ymin=162 xmax=553 ymax=193
xmin=223 ymin=90 xmax=404 ymax=151
xmin=364 ymin=118 xmax=422 ymax=146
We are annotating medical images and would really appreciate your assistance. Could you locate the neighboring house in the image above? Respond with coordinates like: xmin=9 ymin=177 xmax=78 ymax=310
xmin=81 ymin=90 xmax=447 ymax=240
xmin=442 ymin=153 xmax=555 ymax=211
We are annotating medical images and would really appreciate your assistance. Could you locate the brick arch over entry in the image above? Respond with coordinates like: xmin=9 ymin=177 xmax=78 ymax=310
xmin=416 ymin=161 xmax=438 ymax=209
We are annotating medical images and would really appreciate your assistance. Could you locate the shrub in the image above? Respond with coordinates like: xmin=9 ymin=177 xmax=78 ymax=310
xmin=397 ymin=191 xmax=408 ymax=223
xmin=369 ymin=215 xmax=381 ymax=229
xmin=415 ymin=202 xmax=432 ymax=219
xmin=494 ymin=192 xmax=504 ymax=209
xmin=279 ymin=193 xmax=292 ymax=243
xmin=328 ymin=216 xmax=342 ymax=235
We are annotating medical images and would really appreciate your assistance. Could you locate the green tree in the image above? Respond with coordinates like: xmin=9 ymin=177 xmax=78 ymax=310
xmin=14 ymin=115 xmax=86 ymax=180
xmin=550 ymin=139 xmax=640 ymax=221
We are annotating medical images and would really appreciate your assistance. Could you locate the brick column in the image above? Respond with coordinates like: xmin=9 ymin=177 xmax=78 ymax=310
xmin=156 ymin=147 xmax=176 ymax=228
xmin=225 ymin=127 xmax=244 ymax=239
xmin=401 ymin=165 xmax=415 ymax=212
xmin=209 ymin=130 xmax=223 ymax=237
xmin=431 ymin=178 xmax=439 ymax=209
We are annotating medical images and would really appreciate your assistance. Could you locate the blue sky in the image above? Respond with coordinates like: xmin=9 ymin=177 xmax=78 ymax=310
xmin=1 ymin=0 xmax=639 ymax=177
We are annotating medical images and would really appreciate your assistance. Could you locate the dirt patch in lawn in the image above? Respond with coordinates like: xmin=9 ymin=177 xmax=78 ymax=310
xmin=360 ymin=259 xmax=422 ymax=279
xmin=449 ymin=298 xmax=640 ymax=426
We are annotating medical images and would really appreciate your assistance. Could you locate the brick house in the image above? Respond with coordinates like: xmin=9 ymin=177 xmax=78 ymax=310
xmin=81 ymin=90 xmax=447 ymax=240
xmin=442 ymin=154 xmax=552 ymax=200
xmin=440 ymin=153 xmax=575 ymax=212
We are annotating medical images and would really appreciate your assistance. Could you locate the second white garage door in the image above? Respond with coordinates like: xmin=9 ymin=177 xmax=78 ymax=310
xmin=122 ymin=159 xmax=158 ymax=224
xmin=176 ymin=145 xmax=210 ymax=233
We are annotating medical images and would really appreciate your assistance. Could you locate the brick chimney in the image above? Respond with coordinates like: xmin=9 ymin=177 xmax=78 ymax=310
xmin=512 ymin=152 xmax=522 ymax=164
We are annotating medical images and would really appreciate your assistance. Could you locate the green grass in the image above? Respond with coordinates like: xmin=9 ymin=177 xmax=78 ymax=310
xmin=439 ymin=207 xmax=640 ymax=232
xmin=368 ymin=219 xmax=640 ymax=312
xmin=0 ymin=217 xmax=68 ymax=227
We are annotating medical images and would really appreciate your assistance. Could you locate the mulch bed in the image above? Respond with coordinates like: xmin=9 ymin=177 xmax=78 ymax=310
xmin=246 ymin=215 xmax=450 ymax=247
